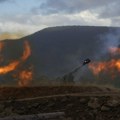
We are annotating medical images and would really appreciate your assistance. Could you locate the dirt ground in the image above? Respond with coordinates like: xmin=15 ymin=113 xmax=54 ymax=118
xmin=0 ymin=85 xmax=120 ymax=120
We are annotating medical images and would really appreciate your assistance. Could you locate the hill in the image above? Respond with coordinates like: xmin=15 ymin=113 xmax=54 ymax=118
xmin=0 ymin=26 xmax=120 ymax=86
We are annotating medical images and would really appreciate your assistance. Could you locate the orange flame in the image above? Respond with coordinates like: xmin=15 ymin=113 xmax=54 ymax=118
xmin=89 ymin=59 xmax=120 ymax=79
xmin=18 ymin=69 xmax=33 ymax=87
xmin=0 ymin=40 xmax=31 ymax=75
xmin=0 ymin=61 xmax=19 ymax=74
xmin=89 ymin=46 xmax=120 ymax=78
xmin=21 ymin=41 xmax=31 ymax=61
xmin=0 ymin=40 xmax=33 ymax=86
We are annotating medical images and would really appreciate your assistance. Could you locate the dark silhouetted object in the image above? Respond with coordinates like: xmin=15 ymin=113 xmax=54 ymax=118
xmin=83 ymin=58 xmax=91 ymax=65
xmin=62 ymin=58 xmax=91 ymax=84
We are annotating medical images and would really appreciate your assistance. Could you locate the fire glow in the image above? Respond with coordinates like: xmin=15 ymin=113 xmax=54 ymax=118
xmin=21 ymin=41 xmax=31 ymax=61
xmin=89 ymin=47 xmax=120 ymax=79
xmin=0 ymin=40 xmax=33 ymax=86
xmin=0 ymin=42 xmax=4 ymax=52
xmin=18 ymin=69 xmax=33 ymax=87
xmin=0 ymin=61 xmax=19 ymax=75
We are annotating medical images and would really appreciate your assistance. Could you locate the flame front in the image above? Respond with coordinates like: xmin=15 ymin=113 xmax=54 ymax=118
xmin=0 ymin=41 xmax=31 ymax=75
xmin=0 ymin=40 xmax=33 ymax=86
xmin=21 ymin=41 xmax=31 ymax=61
xmin=0 ymin=61 xmax=19 ymax=75
xmin=89 ymin=47 xmax=120 ymax=79
xmin=18 ymin=69 xmax=33 ymax=87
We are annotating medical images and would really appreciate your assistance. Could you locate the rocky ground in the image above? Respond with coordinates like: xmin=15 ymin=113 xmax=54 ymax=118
xmin=0 ymin=85 xmax=120 ymax=120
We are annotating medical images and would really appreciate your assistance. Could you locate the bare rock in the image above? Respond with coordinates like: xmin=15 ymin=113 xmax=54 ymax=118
xmin=32 ymin=103 xmax=40 ymax=108
xmin=67 ymin=103 xmax=74 ymax=108
xmin=0 ymin=112 xmax=65 ymax=120
xmin=0 ymin=104 xmax=4 ymax=112
xmin=88 ymin=98 xmax=100 ymax=109
xmin=80 ymin=98 xmax=87 ymax=103
xmin=101 ymin=106 xmax=110 ymax=111
xmin=106 ymin=99 xmax=119 ymax=107
xmin=4 ymin=107 xmax=13 ymax=116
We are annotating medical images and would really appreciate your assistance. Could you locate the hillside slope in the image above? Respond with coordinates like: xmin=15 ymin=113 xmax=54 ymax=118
xmin=0 ymin=26 xmax=120 ymax=86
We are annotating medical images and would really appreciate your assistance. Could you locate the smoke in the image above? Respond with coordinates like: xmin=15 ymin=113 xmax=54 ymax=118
xmin=99 ymin=29 xmax=120 ymax=57
xmin=61 ymin=28 xmax=120 ymax=86
xmin=83 ymin=28 xmax=120 ymax=87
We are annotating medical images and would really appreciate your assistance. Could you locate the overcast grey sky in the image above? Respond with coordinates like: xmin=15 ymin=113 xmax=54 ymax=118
xmin=0 ymin=0 xmax=120 ymax=37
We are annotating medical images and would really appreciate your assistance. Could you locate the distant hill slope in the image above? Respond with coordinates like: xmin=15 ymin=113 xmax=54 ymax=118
xmin=0 ymin=26 xmax=120 ymax=86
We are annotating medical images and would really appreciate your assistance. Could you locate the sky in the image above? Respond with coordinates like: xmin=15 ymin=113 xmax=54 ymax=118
xmin=0 ymin=0 xmax=120 ymax=40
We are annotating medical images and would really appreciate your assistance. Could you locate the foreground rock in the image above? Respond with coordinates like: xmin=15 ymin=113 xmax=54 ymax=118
xmin=0 ymin=95 xmax=120 ymax=120
xmin=0 ymin=112 xmax=65 ymax=120
xmin=0 ymin=86 xmax=120 ymax=120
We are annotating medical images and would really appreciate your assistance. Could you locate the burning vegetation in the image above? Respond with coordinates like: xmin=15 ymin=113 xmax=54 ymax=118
xmin=0 ymin=40 xmax=33 ymax=87
xmin=18 ymin=68 xmax=33 ymax=87
xmin=0 ymin=39 xmax=120 ymax=86
xmin=0 ymin=61 xmax=20 ymax=75
xmin=89 ymin=46 xmax=120 ymax=79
